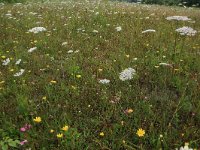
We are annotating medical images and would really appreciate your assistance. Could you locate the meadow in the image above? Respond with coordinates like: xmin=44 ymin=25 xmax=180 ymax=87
xmin=0 ymin=0 xmax=200 ymax=149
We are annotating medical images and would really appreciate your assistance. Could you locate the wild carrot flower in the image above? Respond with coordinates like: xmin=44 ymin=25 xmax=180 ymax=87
xmin=136 ymin=128 xmax=145 ymax=137
xmin=119 ymin=68 xmax=136 ymax=81
xmin=176 ymin=26 xmax=197 ymax=36
xmin=56 ymin=133 xmax=63 ymax=138
xmin=98 ymin=79 xmax=110 ymax=84
xmin=2 ymin=58 xmax=10 ymax=66
xmin=33 ymin=117 xmax=41 ymax=123
xmin=28 ymin=47 xmax=37 ymax=53
xmin=176 ymin=143 xmax=193 ymax=150
xmin=13 ymin=69 xmax=25 ymax=77
xmin=115 ymin=26 xmax=122 ymax=32
xmin=28 ymin=27 xmax=47 ymax=33
xmin=166 ymin=16 xmax=191 ymax=21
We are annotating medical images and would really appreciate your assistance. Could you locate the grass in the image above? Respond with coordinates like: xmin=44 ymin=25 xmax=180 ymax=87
xmin=0 ymin=0 xmax=200 ymax=149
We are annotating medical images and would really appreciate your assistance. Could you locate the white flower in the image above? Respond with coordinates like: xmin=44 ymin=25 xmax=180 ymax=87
xmin=159 ymin=62 xmax=172 ymax=67
xmin=115 ymin=26 xmax=122 ymax=32
xmin=99 ymin=79 xmax=110 ymax=84
xmin=166 ymin=16 xmax=191 ymax=21
xmin=119 ymin=68 xmax=136 ymax=81
xmin=28 ymin=27 xmax=47 ymax=33
xmin=142 ymin=29 xmax=156 ymax=33
xmin=28 ymin=47 xmax=37 ymax=53
xmin=62 ymin=42 xmax=68 ymax=46
xmin=15 ymin=59 xmax=22 ymax=65
xmin=176 ymin=143 xmax=193 ymax=150
xmin=67 ymin=50 xmax=73 ymax=53
xmin=13 ymin=69 xmax=25 ymax=77
xmin=176 ymin=26 xmax=197 ymax=36
xmin=2 ymin=58 xmax=10 ymax=66
xmin=92 ymin=30 xmax=98 ymax=33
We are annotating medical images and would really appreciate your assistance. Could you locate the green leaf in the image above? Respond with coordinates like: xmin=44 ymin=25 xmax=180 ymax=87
xmin=2 ymin=144 xmax=8 ymax=150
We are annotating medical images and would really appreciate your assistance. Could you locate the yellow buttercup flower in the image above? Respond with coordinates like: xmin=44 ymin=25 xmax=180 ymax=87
xmin=33 ymin=117 xmax=42 ymax=123
xmin=42 ymin=96 xmax=47 ymax=101
xmin=76 ymin=75 xmax=81 ymax=78
xmin=57 ymin=133 xmax=63 ymax=138
xmin=50 ymin=129 xmax=54 ymax=133
xmin=127 ymin=108 xmax=133 ymax=114
xmin=1 ymin=56 xmax=6 ymax=59
xmin=136 ymin=128 xmax=145 ymax=137
xmin=50 ymin=80 xmax=57 ymax=84
xmin=99 ymin=132 xmax=104 ymax=136
xmin=61 ymin=125 xmax=69 ymax=131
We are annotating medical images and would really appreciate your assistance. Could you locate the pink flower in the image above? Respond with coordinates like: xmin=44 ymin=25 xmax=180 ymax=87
xmin=20 ymin=127 xmax=26 ymax=132
xmin=20 ymin=140 xmax=28 ymax=145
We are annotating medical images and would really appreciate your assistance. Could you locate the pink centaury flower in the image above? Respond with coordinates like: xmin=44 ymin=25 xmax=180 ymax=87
xmin=20 ymin=124 xmax=32 ymax=132
xmin=20 ymin=140 xmax=28 ymax=145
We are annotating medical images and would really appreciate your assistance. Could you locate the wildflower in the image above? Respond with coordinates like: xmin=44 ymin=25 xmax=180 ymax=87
xmin=61 ymin=125 xmax=69 ymax=131
xmin=99 ymin=132 xmax=104 ymax=136
xmin=136 ymin=128 xmax=145 ymax=137
xmin=142 ymin=29 xmax=156 ymax=34
xmin=176 ymin=143 xmax=193 ymax=150
xmin=0 ymin=81 xmax=5 ymax=84
xmin=20 ymin=127 xmax=26 ymax=132
xmin=42 ymin=96 xmax=47 ymax=101
xmin=2 ymin=58 xmax=10 ymax=66
xmin=13 ymin=69 xmax=25 ymax=77
xmin=20 ymin=124 xmax=31 ymax=132
xmin=98 ymin=79 xmax=110 ymax=84
xmin=28 ymin=27 xmax=47 ymax=33
xmin=33 ymin=117 xmax=41 ymax=123
xmin=67 ymin=50 xmax=73 ymax=53
xmin=28 ymin=47 xmax=37 ymax=53
xmin=176 ymin=26 xmax=197 ymax=36
xmin=93 ymin=30 xmax=98 ymax=33
xmin=159 ymin=62 xmax=172 ymax=67
xmin=76 ymin=75 xmax=81 ymax=78
xmin=125 ymin=108 xmax=133 ymax=114
xmin=50 ymin=129 xmax=54 ymax=133
xmin=98 ymin=68 xmax=103 ymax=72
xmin=1 ymin=56 xmax=6 ymax=59
xmin=166 ymin=16 xmax=191 ymax=21
xmin=126 ymin=54 xmax=130 ymax=58
xmin=62 ymin=42 xmax=68 ymax=46
xmin=50 ymin=80 xmax=57 ymax=84
xmin=119 ymin=68 xmax=136 ymax=81
xmin=20 ymin=140 xmax=28 ymax=145
xmin=56 ymin=133 xmax=63 ymax=138
xmin=115 ymin=26 xmax=122 ymax=32
xmin=15 ymin=59 xmax=21 ymax=65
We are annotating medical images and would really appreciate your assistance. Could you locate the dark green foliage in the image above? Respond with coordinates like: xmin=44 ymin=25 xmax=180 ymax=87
xmin=0 ymin=0 xmax=26 ymax=3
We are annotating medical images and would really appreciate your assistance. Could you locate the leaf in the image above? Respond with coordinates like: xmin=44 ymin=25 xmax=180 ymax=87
xmin=8 ymin=141 xmax=17 ymax=147
xmin=2 ymin=144 xmax=8 ymax=150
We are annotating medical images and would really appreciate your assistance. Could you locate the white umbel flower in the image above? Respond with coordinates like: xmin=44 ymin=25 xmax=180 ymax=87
xmin=115 ymin=26 xmax=122 ymax=32
xmin=2 ymin=58 xmax=10 ymax=66
xmin=99 ymin=79 xmax=110 ymax=84
xmin=176 ymin=143 xmax=193 ymax=150
xmin=13 ymin=69 xmax=25 ymax=77
xmin=119 ymin=68 xmax=136 ymax=81
xmin=166 ymin=16 xmax=191 ymax=21
xmin=142 ymin=29 xmax=156 ymax=33
xmin=15 ymin=59 xmax=22 ymax=65
xmin=159 ymin=62 xmax=172 ymax=67
xmin=28 ymin=47 xmax=37 ymax=53
xmin=176 ymin=26 xmax=197 ymax=36
xmin=28 ymin=27 xmax=47 ymax=33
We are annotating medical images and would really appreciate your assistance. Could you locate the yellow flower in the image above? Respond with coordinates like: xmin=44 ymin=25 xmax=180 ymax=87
xmin=50 ymin=129 xmax=54 ymax=133
xmin=42 ymin=96 xmax=47 ymax=101
xmin=61 ymin=125 xmax=69 ymax=131
xmin=99 ymin=132 xmax=104 ymax=136
xmin=50 ymin=80 xmax=57 ymax=84
xmin=33 ymin=117 xmax=42 ymax=123
xmin=10 ymin=69 xmax=14 ymax=72
xmin=76 ymin=75 xmax=81 ymax=78
xmin=56 ymin=133 xmax=63 ymax=138
xmin=98 ymin=68 xmax=103 ymax=72
xmin=127 ymin=108 xmax=133 ymax=114
xmin=136 ymin=128 xmax=145 ymax=137
xmin=1 ymin=56 xmax=6 ymax=59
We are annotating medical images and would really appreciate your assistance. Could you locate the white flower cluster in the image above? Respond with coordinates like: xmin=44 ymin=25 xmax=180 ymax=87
xmin=2 ymin=58 xmax=10 ymax=66
xmin=28 ymin=47 xmax=37 ymax=53
xmin=115 ymin=26 xmax=122 ymax=32
xmin=119 ymin=68 xmax=136 ymax=81
xmin=13 ymin=69 xmax=25 ymax=77
xmin=99 ymin=79 xmax=110 ymax=84
xmin=176 ymin=143 xmax=193 ymax=150
xmin=166 ymin=16 xmax=191 ymax=21
xmin=176 ymin=26 xmax=197 ymax=36
xmin=28 ymin=27 xmax=47 ymax=33
xmin=142 ymin=29 xmax=156 ymax=33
